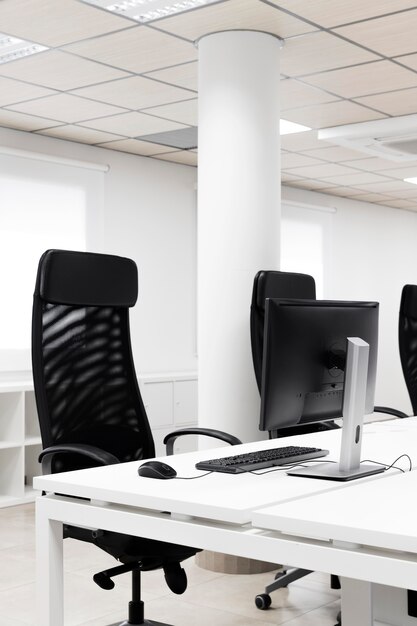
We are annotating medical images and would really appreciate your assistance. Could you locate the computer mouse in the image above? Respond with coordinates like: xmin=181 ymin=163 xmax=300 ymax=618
xmin=138 ymin=461 xmax=177 ymax=480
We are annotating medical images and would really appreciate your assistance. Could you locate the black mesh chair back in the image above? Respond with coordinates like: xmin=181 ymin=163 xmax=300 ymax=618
xmin=32 ymin=249 xmax=155 ymax=472
xmin=250 ymin=270 xmax=316 ymax=393
xmin=399 ymin=284 xmax=417 ymax=415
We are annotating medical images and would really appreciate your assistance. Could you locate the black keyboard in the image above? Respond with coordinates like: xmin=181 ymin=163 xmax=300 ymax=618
xmin=195 ymin=445 xmax=329 ymax=473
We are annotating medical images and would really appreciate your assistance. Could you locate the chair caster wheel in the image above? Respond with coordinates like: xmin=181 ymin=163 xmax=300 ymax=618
xmin=255 ymin=593 xmax=272 ymax=610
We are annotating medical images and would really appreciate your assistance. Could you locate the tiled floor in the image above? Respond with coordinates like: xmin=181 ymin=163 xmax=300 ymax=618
xmin=1 ymin=502 xmax=341 ymax=625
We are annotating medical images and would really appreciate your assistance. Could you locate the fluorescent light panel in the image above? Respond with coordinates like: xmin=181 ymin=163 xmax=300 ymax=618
xmin=82 ymin=0 xmax=219 ymax=23
xmin=0 ymin=33 xmax=47 ymax=64
xmin=280 ymin=119 xmax=310 ymax=135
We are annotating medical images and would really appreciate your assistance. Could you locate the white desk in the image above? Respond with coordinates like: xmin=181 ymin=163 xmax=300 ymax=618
xmin=34 ymin=419 xmax=417 ymax=626
xmin=253 ymin=470 xmax=417 ymax=626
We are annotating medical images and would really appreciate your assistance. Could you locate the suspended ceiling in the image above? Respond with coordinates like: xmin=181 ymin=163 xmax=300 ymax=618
xmin=2 ymin=0 xmax=417 ymax=209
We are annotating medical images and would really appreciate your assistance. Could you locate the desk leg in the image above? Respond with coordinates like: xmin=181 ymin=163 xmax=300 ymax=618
xmin=36 ymin=497 xmax=64 ymax=626
xmin=341 ymin=577 xmax=373 ymax=626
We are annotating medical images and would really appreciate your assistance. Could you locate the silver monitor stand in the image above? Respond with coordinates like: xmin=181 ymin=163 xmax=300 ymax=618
xmin=288 ymin=337 xmax=384 ymax=481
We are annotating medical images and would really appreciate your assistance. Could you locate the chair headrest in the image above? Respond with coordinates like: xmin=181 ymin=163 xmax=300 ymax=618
xmin=35 ymin=249 xmax=138 ymax=307
xmin=252 ymin=270 xmax=316 ymax=310
xmin=400 ymin=284 xmax=417 ymax=320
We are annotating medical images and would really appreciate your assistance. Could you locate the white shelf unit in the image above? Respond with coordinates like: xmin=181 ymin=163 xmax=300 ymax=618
xmin=140 ymin=372 xmax=198 ymax=456
xmin=0 ymin=375 xmax=41 ymax=508
xmin=0 ymin=371 xmax=198 ymax=507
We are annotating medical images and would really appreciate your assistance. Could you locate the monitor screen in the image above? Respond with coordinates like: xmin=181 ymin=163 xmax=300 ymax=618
xmin=259 ymin=299 xmax=379 ymax=433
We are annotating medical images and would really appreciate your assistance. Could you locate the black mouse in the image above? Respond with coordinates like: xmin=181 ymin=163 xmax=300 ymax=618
xmin=138 ymin=461 xmax=177 ymax=479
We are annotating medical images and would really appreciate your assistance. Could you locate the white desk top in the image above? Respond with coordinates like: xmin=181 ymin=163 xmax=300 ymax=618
xmin=34 ymin=418 xmax=416 ymax=524
xmin=252 ymin=469 xmax=417 ymax=554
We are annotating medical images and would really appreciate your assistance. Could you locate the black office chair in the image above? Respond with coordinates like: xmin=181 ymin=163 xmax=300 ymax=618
xmin=250 ymin=270 xmax=341 ymax=609
xmin=32 ymin=249 xmax=240 ymax=626
xmin=399 ymin=284 xmax=417 ymax=415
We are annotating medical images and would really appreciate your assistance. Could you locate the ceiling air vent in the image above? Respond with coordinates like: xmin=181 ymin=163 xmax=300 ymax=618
xmin=318 ymin=114 xmax=417 ymax=162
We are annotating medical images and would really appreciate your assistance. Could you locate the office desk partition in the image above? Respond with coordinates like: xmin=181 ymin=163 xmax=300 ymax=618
xmin=34 ymin=419 xmax=417 ymax=626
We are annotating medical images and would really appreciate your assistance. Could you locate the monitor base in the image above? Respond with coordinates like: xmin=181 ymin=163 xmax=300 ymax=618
xmin=287 ymin=462 xmax=385 ymax=481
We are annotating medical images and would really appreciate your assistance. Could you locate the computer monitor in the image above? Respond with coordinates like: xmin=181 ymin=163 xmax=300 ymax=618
xmin=260 ymin=299 xmax=379 ymax=434
xmin=260 ymin=299 xmax=383 ymax=481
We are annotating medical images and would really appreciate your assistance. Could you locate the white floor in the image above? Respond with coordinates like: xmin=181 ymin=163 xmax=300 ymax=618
xmin=0 ymin=502 xmax=341 ymax=626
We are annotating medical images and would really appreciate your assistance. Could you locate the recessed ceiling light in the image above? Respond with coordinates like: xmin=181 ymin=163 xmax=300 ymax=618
xmin=82 ymin=0 xmax=220 ymax=23
xmin=404 ymin=177 xmax=417 ymax=185
xmin=0 ymin=33 xmax=47 ymax=64
xmin=280 ymin=119 xmax=311 ymax=135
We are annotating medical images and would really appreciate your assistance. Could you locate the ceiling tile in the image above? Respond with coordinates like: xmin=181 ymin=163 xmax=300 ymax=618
xmin=353 ymin=192 xmax=396 ymax=203
xmin=344 ymin=156 xmax=411 ymax=171
xmin=280 ymin=32 xmax=379 ymax=77
xmin=283 ymin=162 xmax=358 ymax=178
xmin=355 ymin=87 xmax=417 ymax=116
xmin=284 ymin=178 xmax=338 ymax=190
xmin=336 ymin=9 xmax=417 ymax=57
xmin=65 ymin=26 xmax=196 ymax=74
xmin=376 ymin=164 xmax=417 ymax=180
xmin=382 ymin=188 xmax=417 ymax=199
xmin=6 ymin=93 xmax=125 ymax=123
xmin=36 ymin=124 xmax=125 ymax=144
xmin=281 ymin=80 xmax=340 ymax=110
xmin=280 ymin=130 xmax=327 ymax=151
xmin=283 ymin=100 xmax=385 ymax=129
xmin=355 ymin=180 xmax=417 ymax=192
xmin=281 ymin=171 xmax=305 ymax=182
xmin=78 ymin=111 xmax=187 ymax=137
xmin=154 ymin=0 xmax=316 ymax=41
xmin=397 ymin=53 xmax=417 ymax=72
xmin=145 ymin=62 xmax=198 ymax=92
xmin=319 ymin=186 xmax=365 ymax=197
xmin=379 ymin=198 xmax=417 ymax=210
xmin=302 ymin=60 xmax=417 ymax=99
xmin=269 ymin=1 xmax=417 ymax=28
xmin=98 ymin=138 xmax=177 ymax=155
xmin=0 ymin=76 xmax=56 ymax=106
xmin=143 ymin=99 xmax=197 ymax=126
xmin=154 ymin=150 xmax=197 ymax=166
xmin=318 ymin=172 xmax=392 ymax=185
xmin=0 ymin=109 xmax=58 ymax=131
xmin=281 ymin=152 xmax=324 ymax=169
xmin=0 ymin=50 xmax=128 ymax=90
xmin=302 ymin=146 xmax=368 ymax=162
xmin=0 ymin=0 xmax=133 ymax=46
xmin=72 ymin=76 xmax=195 ymax=110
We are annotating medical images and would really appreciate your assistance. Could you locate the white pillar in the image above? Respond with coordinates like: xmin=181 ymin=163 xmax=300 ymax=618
xmin=198 ymin=31 xmax=282 ymax=443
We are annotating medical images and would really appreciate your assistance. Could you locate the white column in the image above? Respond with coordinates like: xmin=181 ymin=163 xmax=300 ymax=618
xmin=198 ymin=31 xmax=282 ymax=443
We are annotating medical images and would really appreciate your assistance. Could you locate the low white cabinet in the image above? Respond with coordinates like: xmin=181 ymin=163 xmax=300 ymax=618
xmin=140 ymin=372 xmax=198 ymax=456
xmin=0 ymin=375 xmax=41 ymax=507
xmin=0 ymin=372 xmax=198 ymax=507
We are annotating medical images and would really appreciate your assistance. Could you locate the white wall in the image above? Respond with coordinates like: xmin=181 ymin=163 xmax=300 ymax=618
xmin=283 ymin=185 xmax=417 ymax=415
xmin=0 ymin=126 xmax=197 ymax=375
xmin=2 ymin=123 xmax=415 ymax=415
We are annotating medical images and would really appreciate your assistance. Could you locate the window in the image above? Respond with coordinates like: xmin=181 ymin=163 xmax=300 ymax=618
xmin=281 ymin=202 xmax=334 ymax=298
xmin=0 ymin=153 xmax=104 ymax=371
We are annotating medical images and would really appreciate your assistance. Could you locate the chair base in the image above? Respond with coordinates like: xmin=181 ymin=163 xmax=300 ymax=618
xmin=110 ymin=619 xmax=172 ymax=626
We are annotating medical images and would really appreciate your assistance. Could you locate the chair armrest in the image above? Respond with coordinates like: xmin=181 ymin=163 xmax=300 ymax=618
xmin=39 ymin=444 xmax=120 ymax=474
xmin=374 ymin=406 xmax=409 ymax=419
xmin=163 ymin=428 xmax=242 ymax=456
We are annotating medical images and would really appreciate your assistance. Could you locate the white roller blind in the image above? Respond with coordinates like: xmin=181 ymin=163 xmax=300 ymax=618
xmin=0 ymin=153 xmax=104 ymax=371
xmin=281 ymin=202 xmax=334 ymax=298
